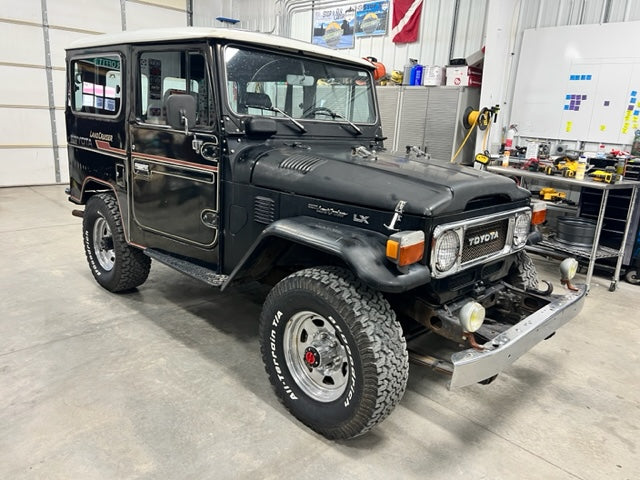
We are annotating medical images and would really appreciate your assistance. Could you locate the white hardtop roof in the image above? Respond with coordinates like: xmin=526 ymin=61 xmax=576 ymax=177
xmin=68 ymin=27 xmax=372 ymax=68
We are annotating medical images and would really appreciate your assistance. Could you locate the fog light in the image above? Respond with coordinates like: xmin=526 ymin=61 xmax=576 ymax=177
xmin=560 ymin=257 xmax=578 ymax=280
xmin=459 ymin=301 xmax=485 ymax=332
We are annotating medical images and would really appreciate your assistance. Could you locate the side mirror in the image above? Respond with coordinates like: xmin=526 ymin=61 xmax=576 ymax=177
xmin=166 ymin=94 xmax=196 ymax=134
xmin=246 ymin=117 xmax=277 ymax=137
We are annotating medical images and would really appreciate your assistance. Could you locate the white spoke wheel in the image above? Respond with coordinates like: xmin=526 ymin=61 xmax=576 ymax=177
xmin=259 ymin=267 xmax=408 ymax=440
xmin=82 ymin=193 xmax=151 ymax=292
xmin=92 ymin=215 xmax=115 ymax=271
xmin=284 ymin=311 xmax=349 ymax=402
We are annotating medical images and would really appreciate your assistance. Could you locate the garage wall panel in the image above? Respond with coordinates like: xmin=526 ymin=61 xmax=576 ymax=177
xmin=135 ymin=0 xmax=186 ymax=9
xmin=46 ymin=0 xmax=122 ymax=33
xmin=0 ymin=149 xmax=56 ymax=186
xmin=55 ymin=110 xmax=67 ymax=151
xmin=126 ymin=2 xmax=186 ymax=30
xmin=0 ymin=67 xmax=49 ymax=107
xmin=0 ymin=23 xmax=45 ymax=66
xmin=2 ymin=109 xmax=54 ymax=146
xmin=48 ymin=29 xmax=98 ymax=69
xmin=51 ymin=69 xmax=67 ymax=109
xmin=192 ymin=0 xmax=271 ymax=29
xmin=58 ymin=148 xmax=69 ymax=184
xmin=0 ymin=0 xmax=43 ymax=23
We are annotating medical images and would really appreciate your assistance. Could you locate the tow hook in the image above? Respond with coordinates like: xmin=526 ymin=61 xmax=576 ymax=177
xmin=465 ymin=332 xmax=485 ymax=351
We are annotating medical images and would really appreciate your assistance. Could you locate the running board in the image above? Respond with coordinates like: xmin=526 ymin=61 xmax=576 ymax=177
xmin=144 ymin=249 xmax=228 ymax=287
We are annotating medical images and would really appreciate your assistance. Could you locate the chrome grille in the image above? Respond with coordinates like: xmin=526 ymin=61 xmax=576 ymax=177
xmin=461 ymin=219 xmax=508 ymax=263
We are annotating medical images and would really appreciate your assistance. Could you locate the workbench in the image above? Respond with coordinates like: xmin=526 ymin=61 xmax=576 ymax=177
xmin=488 ymin=165 xmax=640 ymax=291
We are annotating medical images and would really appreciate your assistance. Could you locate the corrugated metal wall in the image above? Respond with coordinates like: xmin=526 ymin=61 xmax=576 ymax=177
xmin=3 ymin=0 xmax=640 ymax=186
xmin=0 ymin=0 xmax=188 ymax=186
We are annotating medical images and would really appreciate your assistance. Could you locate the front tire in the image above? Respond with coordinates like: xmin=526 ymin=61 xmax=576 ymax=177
xmin=82 ymin=193 xmax=151 ymax=292
xmin=259 ymin=266 xmax=408 ymax=439
xmin=508 ymin=251 xmax=540 ymax=290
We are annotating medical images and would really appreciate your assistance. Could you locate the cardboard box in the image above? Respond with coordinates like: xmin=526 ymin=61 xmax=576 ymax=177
xmin=446 ymin=65 xmax=482 ymax=77
xmin=422 ymin=65 xmax=445 ymax=86
xmin=446 ymin=66 xmax=482 ymax=87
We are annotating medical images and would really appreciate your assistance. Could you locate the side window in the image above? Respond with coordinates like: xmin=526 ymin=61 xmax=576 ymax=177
xmin=71 ymin=55 xmax=122 ymax=116
xmin=138 ymin=50 xmax=214 ymax=128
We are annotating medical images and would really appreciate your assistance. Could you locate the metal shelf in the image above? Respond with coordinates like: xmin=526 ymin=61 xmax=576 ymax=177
xmin=488 ymin=165 xmax=640 ymax=291
xmin=528 ymin=237 xmax=619 ymax=260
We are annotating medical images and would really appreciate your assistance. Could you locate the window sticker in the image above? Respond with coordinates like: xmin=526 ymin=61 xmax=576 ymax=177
xmin=149 ymin=59 xmax=162 ymax=100
xmin=105 ymin=98 xmax=116 ymax=112
xmin=105 ymin=86 xmax=116 ymax=98
xmin=83 ymin=94 xmax=94 ymax=106
xmin=83 ymin=82 xmax=94 ymax=94
xmin=95 ymin=96 xmax=104 ymax=109
xmin=94 ymin=85 xmax=104 ymax=96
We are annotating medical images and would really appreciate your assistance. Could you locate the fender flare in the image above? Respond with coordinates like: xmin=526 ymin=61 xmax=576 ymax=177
xmin=221 ymin=216 xmax=431 ymax=293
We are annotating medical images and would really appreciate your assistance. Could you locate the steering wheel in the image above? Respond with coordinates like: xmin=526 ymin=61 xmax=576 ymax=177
xmin=303 ymin=106 xmax=334 ymax=118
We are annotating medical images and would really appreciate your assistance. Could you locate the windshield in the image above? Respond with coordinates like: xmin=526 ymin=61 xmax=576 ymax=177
xmin=223 ymin=45 xmax=376 ymax=124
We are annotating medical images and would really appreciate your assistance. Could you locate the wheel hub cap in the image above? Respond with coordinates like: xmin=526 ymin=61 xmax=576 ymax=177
xmin=92 ymin=215 xmax=115 ymax=272
xmin=283 ymin=311 xmax=350 ymax=403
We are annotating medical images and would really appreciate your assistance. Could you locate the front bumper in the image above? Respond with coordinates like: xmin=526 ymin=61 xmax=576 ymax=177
xmin=448 ymin=284 xmax=587 ymax=389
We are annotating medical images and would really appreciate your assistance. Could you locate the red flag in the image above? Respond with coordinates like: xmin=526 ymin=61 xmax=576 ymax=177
xmin=391 ymin=0 xmax=424 ymax=44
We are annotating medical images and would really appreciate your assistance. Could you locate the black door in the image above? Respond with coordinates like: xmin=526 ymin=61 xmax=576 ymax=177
xmin=130 ymin=47 xmax=220 ymax=248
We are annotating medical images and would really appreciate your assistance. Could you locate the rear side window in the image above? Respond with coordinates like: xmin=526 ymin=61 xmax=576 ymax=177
xmin=70 ymin=55 xmax=122 ymax=116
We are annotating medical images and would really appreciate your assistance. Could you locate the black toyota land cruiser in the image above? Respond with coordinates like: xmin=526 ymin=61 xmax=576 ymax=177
xmin=65 ymin=27 xmax=586 ymax=440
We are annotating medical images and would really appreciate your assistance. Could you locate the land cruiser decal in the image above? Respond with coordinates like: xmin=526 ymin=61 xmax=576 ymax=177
xmin=90 ymin=131 xmax=114 ymax=142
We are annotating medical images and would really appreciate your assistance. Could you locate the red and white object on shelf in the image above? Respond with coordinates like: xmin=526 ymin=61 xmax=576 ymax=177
xmin=445 ymin=65 xmax=482 ymax=87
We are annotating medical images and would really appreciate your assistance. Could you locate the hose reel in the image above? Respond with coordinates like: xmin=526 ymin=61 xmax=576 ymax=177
xmin=463 ymin=106 xmax=493 ymax=130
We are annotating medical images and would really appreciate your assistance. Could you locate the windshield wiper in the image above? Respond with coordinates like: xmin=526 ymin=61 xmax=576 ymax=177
xmin=245 ymin=104 xmax=306 ymax=133
xmin=312 ymin=108 xmax=363 ymax=136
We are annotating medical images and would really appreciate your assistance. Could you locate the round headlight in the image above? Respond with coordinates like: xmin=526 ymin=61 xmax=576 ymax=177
xmin=513 ymin=212 xmax=531 ymax=247
xmin=435 ymin=230 xmax=460 ymax=272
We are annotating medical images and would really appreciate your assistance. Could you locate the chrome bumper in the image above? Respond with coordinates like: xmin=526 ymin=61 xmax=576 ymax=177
xmin=448 ymin=284 xmax=587 ymax=389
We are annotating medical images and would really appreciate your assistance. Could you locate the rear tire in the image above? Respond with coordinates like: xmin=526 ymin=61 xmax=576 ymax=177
xmin=83 ymin=193 xmax=151 ymax=292
xmin=259 ymin=266 xmax=408 ymax=439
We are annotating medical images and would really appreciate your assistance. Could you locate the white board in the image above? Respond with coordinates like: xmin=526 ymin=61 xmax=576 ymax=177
xmin=511 ymin=21 xmax=640 ymax=145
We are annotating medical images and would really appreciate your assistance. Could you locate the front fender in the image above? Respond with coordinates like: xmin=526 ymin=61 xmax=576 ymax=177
xmin=221 ymin=216 xmax=431 ymax=293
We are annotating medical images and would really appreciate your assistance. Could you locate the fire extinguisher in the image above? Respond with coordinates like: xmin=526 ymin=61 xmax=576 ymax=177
xmin=502 ymin=124 xmax=518 ymax=167
xmin=505 ymin=124 xmax=518 ymax=151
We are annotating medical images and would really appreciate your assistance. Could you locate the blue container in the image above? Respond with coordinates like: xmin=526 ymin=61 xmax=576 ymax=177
xmin=410 ymin=64 xmax=423 ymax=86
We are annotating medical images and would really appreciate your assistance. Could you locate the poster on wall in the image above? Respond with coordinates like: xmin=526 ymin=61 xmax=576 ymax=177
xmin=355 ymin=1 xmax=389 ymax=37
xmin=312 ymin=6 xmax=356 ymax=49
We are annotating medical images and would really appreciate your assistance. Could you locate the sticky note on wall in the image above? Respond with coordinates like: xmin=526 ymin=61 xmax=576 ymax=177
xmin=566 ymin=121 xmax=573 ymax=132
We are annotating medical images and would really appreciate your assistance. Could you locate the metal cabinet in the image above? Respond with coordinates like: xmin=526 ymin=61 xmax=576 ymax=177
xmin=376 ymin=86 xmax=480 ymax=163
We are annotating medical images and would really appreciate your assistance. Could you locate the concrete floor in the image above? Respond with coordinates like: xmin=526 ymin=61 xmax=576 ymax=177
xmin=1 ymin=185 xmax=638 ymax=480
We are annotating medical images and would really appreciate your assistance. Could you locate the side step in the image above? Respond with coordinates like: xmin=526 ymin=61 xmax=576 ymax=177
xmin=144 ymin=249 xmax=228 ymax=287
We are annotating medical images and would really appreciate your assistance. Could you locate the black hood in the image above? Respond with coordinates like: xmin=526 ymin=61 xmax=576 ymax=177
xmin=250 ymin=148 xmax=529 ymax=216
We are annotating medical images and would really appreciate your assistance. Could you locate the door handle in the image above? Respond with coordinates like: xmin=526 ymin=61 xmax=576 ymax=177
xmin=133 ymin=161 xmax=151 ymax=178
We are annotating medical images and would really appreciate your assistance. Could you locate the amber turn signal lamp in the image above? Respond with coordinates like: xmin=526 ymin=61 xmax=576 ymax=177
xmin=531 ymin=201 xmax=547 ymax=225
xmin=386 ymin=231 xmax=425 ymax=267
